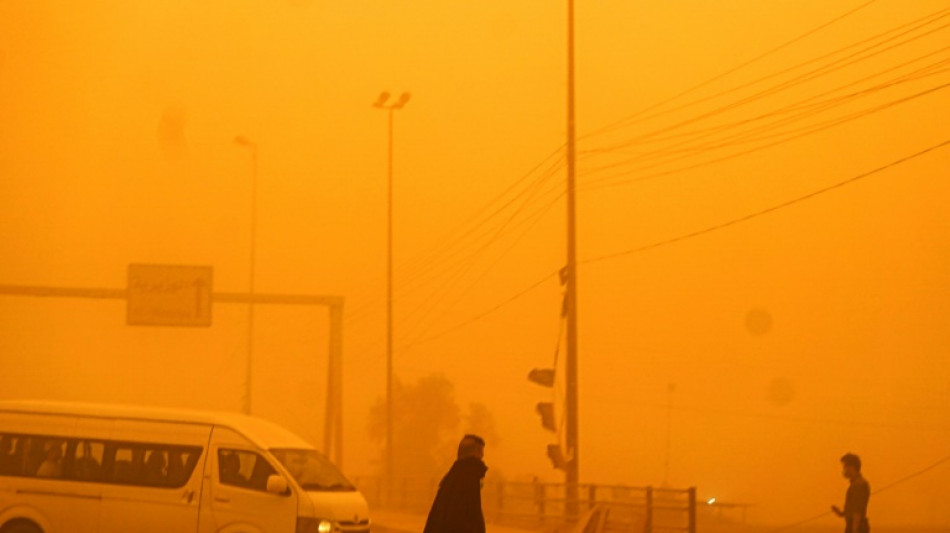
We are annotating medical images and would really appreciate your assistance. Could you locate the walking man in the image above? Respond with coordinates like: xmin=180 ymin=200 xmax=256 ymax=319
xmin=832 ymin=453 xmax=870 ymax=533
xmin=423 ymin=434 xmax=487 ymax=533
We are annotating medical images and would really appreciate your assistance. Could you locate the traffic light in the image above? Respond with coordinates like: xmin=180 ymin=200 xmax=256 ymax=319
xmin=536 ymin=402 xmax=557 ymax=432
xmin=546 ymin=444 xmax=567 ymax=471
xmin=529 ymin=365 xmax=562 ymax=470
xmin=528 ymin=368 xmax=555 ymax=387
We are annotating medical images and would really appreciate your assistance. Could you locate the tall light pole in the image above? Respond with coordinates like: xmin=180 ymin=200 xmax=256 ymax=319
xmin=564 ymin=0 xmax=581 ymax=517
xmin=373 ymin=91 xmax=410 ymax=498
xmin=664 ymin=383 xmax=676 ymax=486
xmin=235 ymin=135 xmax=259 ymax=416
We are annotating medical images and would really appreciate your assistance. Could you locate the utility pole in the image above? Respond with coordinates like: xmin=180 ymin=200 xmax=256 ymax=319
xmin=234 ymin=135 xmax=258 ymax=416
xmin=564 ymin=0 xmax=580 ymax=518
xmin=373 ymin=91 xmax=411 ymax=503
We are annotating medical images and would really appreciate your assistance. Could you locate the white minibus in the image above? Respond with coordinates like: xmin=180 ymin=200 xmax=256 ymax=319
xmin=0 ymin=401 xmax=370 ymax=533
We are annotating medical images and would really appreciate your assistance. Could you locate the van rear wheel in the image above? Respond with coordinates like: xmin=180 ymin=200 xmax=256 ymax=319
xmin=1 ymin=520 xmax=43 ymax=533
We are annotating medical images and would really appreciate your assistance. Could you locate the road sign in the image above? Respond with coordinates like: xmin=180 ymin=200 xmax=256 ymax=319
xmin=127 ymin=264 xmax=213 ymax=327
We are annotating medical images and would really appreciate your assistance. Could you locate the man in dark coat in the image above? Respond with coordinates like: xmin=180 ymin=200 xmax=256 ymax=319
xmin=423 ymin=434 xmax=487 ymax=533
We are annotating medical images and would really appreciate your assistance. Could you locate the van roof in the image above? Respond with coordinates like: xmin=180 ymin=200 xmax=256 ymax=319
xmin=0 ymin=400 xmax=314 ymax=450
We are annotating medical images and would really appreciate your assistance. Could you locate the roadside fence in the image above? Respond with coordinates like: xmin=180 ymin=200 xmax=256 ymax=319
xmin=353 ymin=477 xmax=697 ymax=533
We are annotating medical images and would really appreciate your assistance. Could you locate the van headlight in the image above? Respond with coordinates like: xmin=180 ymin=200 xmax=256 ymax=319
xmin=296 ymin=517 xmax=334 ymax=533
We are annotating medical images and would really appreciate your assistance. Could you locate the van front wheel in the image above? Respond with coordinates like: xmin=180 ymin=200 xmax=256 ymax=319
xmin=1 ymin=520 xmax=43 ymax=533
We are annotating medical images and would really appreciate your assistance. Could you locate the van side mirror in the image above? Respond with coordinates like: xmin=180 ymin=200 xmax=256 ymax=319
xmin=266 ymin=475 xmax=289 ymax=495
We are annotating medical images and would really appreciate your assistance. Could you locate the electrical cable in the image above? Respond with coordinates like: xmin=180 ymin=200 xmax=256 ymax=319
xmin=341 ymin=148 xmax=564 ymax=326
xmin=581 ymin=139 xmax=950 ymax=266
xmin=397 ymin=192 xmax=564 ymax=349
xmin=581 ymin=51 xmax=950 ymax=165
xmin=582 ymin=20 xmax=950 ymax=162
xmin=392 ymin=269 xmax=560 ymax=349
xmin=578 ymin=77 xmax=950 ymax=192
xmin=392 ymin=159 xmax=565 ymax=338
xmin=582 ymin=5 xmax=950 ymax=145
xmin=580 ymin=0 xmax=883 ymax=140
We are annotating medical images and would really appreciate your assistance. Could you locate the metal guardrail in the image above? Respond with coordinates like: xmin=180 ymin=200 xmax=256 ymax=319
xmin=353 ymin=477 xmax=696 ymax=533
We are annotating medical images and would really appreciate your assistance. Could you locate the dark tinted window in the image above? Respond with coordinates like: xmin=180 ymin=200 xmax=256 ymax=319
xmin=103 ymin=442 xmax=202 ymax=488
xmin=0 ymin=432 xmax=202 ymax=489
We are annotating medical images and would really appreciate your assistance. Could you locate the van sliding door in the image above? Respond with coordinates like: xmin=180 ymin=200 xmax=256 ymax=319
xmin=97 ymin=420 xmax=211 ymax=533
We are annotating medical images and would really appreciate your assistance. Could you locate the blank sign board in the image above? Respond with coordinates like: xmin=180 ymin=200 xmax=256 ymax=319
xmin=127 ymin=264 xmax=213 ymax=327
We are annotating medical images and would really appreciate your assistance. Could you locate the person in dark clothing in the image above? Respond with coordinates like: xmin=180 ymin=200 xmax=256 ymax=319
xmin=832 ymin=453 xmax=870 ymax=533
xmin=423 ymin=434 xmax=488 ymax=533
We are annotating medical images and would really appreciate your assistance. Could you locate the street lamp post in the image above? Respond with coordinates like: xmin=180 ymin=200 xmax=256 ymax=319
xmin=373 ymin=91 xmax=410 ymax=501
xmin=235 ymin=135 xmax=259 ymax=416
xmin=564 ymin=0 xmax=581 ymax=517
xmin=664 ymin=383 xmax=676 ymax=486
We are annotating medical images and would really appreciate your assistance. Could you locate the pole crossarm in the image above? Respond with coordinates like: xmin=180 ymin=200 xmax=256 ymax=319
xmin=0 ymin=285 xmax=127 ymax=300
xmin=214 ymin=292 xmax=344 ymax=307
xmin=0 ymin=285 xmax=343 ymax=308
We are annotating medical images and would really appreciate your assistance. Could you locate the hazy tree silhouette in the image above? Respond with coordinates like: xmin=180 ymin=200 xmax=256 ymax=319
xmin=368 ymin=374 xmax=499 ymax=482
xmin=368 ymin=374 xmax=459 ymax=481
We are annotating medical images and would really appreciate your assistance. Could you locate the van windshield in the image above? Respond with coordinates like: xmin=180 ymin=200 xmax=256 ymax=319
xmin=270 ymin=448 xmax=355 ymax=492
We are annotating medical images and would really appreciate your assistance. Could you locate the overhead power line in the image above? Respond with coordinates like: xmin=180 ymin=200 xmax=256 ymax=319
xmin=581 ymin=0 xmax=883 ymax=140
xmin=581 ymin=50 xmax=950 ymax=165
xmin=397 ymin=193 xmax=564 ymax=347
xmin=395 ymin=270 xmax=560 ymax=350
xmin=388 ymin=139 xmax=949 ymax=349
xmin=577 ymin=17 xmax=950 ymax=182
xmin=578 ymin=76 xmax=950 ymax=192
xmin=583 ymin=4 xmax=950 ymax=144
xmin=342 ymin=149 xmax=565 ymax=327
xmin=391 ymin=161 xmax=564 ymax=335
xmin=582 ymin=139 xmax=950 ymax=265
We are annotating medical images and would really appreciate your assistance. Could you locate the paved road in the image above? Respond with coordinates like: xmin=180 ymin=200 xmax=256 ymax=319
xmin=371 ymin=510 xmax=548 ymax=533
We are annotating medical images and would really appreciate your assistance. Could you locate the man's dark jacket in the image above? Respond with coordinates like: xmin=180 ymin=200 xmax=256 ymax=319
xmin=423 ymin=456 xmax=487 ymax=533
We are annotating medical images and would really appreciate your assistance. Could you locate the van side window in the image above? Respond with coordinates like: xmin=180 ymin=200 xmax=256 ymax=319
xmin=167 ymin=448 xmax=201 ymax=487
xmin=110 ymin=446 xmax=141 ymax=485
xmin=0 ymin=435 xmax=53 ymax=477
xmin=66 ymin=440 xmax=104 ymax=482
xmin=34 ymin=438 xmax=66 ymax=478
xmin=218 ymin=449 xmax=277 ymax=492
xmin=0 ymin=432 xmax=202 ymax=489
xmin=105 ymin=443 xmax=203 ymax=488
xmin=0 ymin=435 xmax=25 ymax=476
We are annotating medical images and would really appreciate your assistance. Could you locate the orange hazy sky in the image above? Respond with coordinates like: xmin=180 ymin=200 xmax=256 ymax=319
xmin=1 ymin=1 xmax=949 ymax=527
